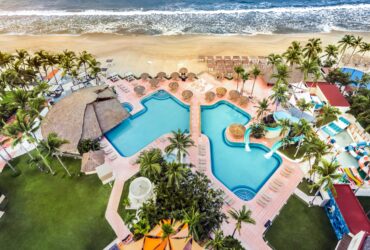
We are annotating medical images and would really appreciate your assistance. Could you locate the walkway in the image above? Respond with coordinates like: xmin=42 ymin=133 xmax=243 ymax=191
xmin=294 ymin=188 xmax=323 ymax=206
xmin=190 ymin=101 xmax=201 ymax=139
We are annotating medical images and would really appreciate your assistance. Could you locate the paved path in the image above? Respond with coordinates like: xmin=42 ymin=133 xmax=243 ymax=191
xmin=294 ymin=188 xmax=323 ymax=206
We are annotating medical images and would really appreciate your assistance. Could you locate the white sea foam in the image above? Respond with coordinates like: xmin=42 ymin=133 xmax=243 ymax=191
xmin=0 ymin=3 xmax=369 ymax=16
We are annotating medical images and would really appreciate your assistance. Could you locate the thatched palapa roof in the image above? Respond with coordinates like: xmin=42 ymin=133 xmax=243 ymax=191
xmin=134 ymin=85 xmax=146 ymax=96
xmin=216 ymin=87 xmax=227 ymax=97
xmin=229 ymin=90 xmax=240 ymax=100
xmin=187 ymin=72 xmax=197 ymax=81
xmin=182 ymin=90 xmax=193 ymax=100
xmin=149 ymin=78 xmax=159 ymax=89
xmin=179 ymin=67 xmax=188 ymax=75
xmin=81 ymin=150 xmax=105 ymax=173
xmin=170 ymin=72 xmax=180 ymax=80
xmin=205 ymin=91 xmax=215 ymax=102
xmin=140 ymin=73 xmax=150 ymax=81
xmin=41 ymin=86 xmax=129 ymax=155
xmin=169 ymin=81 xmax=179 ymax=92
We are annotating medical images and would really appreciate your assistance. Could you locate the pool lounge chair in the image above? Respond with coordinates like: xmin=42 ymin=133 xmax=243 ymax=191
xmin=257 ymin=198 xmax=269 ymax=207
xmin=0 ymin=211 xmax=4 ymax=219
xmin=104 ymin=148 xmax=113 ymax=154
xmin=268 ymin=182 xmax=280 ymax=192
xmin=198 ymin=158 xmax=207 ymax=164
xmin=280 ymin=170 xmax=291 ymax=178
xmin=129 ymin=157 xmax=138 ymax=165
xmin=108 ymin=154 xmax=118 ymax=161
xmin=261 ymin=193 xmax=272 ymax=202
xmin=273 ymin=178 xmax=284 ymax=187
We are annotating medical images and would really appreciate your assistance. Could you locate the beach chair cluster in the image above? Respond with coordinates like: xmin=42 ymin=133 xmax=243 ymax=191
xmin=100 ymin=141 xmax=118 ymax=161
xmin=342 ymin=54 xmax=370 ymax=68
xmin=322 ymin=117 xmax=351 ymax=137
xmin=257 ymin=177 xmax=285 ymax=208
xmin=197 ymin=144 xmax=207 ymax=172
xmin=198 ymin=55 xmax=268 ymax=78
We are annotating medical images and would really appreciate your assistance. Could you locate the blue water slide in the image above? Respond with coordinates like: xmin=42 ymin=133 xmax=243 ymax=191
xmin=345 ymin=142 xmax=370 ymax=160
xmin=244 ymin=127 xmax=252 ymax=152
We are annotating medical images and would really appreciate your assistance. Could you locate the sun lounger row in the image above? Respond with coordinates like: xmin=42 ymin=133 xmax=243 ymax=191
xmin=280 ymin=165 xmax=295 ymax=178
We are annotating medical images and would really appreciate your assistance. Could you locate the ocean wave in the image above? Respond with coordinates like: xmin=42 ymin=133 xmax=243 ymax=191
xmin=0 ymin=3 xmax=369 ymax=35
xmin=0 ymin=3 xmax=370 ymax=16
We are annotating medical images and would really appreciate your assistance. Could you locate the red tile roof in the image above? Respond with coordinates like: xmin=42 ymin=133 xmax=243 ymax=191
xmin=307 ymin=82 xmax=350 ymax=107
xmin=334 ymin=184 xmax=370 ymax=234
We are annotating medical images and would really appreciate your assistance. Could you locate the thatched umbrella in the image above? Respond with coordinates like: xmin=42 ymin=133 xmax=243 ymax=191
xmin=182 ymin=90 xmax=193 ymax=101
xmin=140 ymin=72 xmax=150 ymax=81
xmin=134 ymin=85 xmax=146 ymax=96
xmin=179 ymin=67 xmax=188 ymax=76
xmin=205 ymin=91 xmax=216 ymax=102
xmin=156 ymin=72 xmax=167 ymax=81
xmin=215 ymin=72 xmax=224 ymax=80
xmin=239 ymin=96 xmax=249 ymax=107
xmin=81 ymin=150 xmax=105 ymax=173
xmin=149 ymin=78 xmax=159 ymax=89
xmin=229 ymin=90 xmax=240 ymax=101
xmin=216 ymin=87 xmax=227 ymax=97
xmin=170 ymin=72 xmax=180 ymax=81
xmin=187 ymin=72 xmax=197 ymax=81
xmin=229 ymin=124 xmax=246 ymax=139
xmin=169 ymin=81 xmax=179 ymax=92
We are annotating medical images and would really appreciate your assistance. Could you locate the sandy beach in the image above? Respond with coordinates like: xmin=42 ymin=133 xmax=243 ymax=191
xmin=1 ymin=31 xmax=370 ymax=75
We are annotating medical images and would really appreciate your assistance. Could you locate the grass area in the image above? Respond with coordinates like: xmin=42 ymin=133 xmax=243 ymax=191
xmin=118 ymin=174 xmax=138 ymax=225
xmin=0 ymin=151 xmax=115 ymax=250
xmin=358 ymin=196 xmax=370 ymax=219
xmin=265 ymin=195 xmax=337 ymax=250
xmin=278 ymin=144 xmax=305 ymax=160
xmin=298 ymin=179 xmax=318 ymax=196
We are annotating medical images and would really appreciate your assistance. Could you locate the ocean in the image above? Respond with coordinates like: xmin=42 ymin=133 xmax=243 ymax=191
xmin=0 ymin=0 xmax=369 ymax=35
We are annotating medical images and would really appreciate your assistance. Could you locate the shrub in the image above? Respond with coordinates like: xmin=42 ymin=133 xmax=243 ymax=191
xmin=250 ymin=123 xmax=266 ymax=139
xmin=77 ymin=138 xmax=101 ymax=154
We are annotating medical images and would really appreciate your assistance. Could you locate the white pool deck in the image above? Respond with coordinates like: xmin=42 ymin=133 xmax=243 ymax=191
xmin=101 ymin=73 xmax=307 ymax=250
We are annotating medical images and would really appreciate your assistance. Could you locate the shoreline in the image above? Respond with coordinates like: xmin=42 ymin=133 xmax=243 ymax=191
xmin=1 ymin=31 xmax=369 ymax=75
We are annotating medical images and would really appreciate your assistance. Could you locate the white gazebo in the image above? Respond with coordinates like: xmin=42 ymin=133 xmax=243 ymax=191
xmin=128 ymin=177 xmax=153 ymax=209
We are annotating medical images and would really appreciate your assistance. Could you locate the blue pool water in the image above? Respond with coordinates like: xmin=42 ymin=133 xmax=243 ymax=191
xmin=201 ymin=101 xmax=282 ymax=200
xmin=341 ymin=68 xmax=370 ymax=90
xmin=106 ymin=90 xmax=190 ymax=156
xmin=121 ymin=102 xmax=133 ymax=113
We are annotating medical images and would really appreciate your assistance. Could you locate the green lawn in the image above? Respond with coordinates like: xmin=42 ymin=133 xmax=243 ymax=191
xmin=118 ymin=174 xmax=137 ymax=225
xmin=298 ymin=179 xmax=318 ymax=196
xmin=265 ymin=195 xmax=337 ymax=250
xmin=0 ymin=152 xmax=115 ymax=250
xmin=358 ymin=196 xmax=370 ymax=219
xmin=278 ymin=144 xmax=305 ymax=160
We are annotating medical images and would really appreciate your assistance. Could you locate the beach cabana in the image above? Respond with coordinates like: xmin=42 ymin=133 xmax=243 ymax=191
xmin=134 ymin=85 xmax=146 ymax=96
xmin=216 ymin=87 xmax=227 ymax=97
xmin=229 ymin=90 xmax=240 ymax=101
xmin=187 ymin=72 xmax=197 ymax=81
xmin=170 ymin=72 xmax=180 ymax=81
xmin=182 ymin=90 xmax=193 ymax=101
xmin=149 ymin=78 xmax=160 ymax=89
xmin=169 ymin=82 xmax=179 ymax=92
xmin=205 ymin=91 xmax=216 ymax=102
xmin=140 ymin=73 xmax=151 ymax=81
xmin=179 ymin=67 xmax=188 ymax=76
xmin=156 ymin=72 xmax=167 ymax=81
xmin=81 ymin=150 xmax=105 ymax=174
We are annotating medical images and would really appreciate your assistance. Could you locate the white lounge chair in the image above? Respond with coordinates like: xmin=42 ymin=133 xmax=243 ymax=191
xmin=0 ymin=211 xmax=4 ymax=219
xmin=0 ymin=195 xmax=5 ymax=205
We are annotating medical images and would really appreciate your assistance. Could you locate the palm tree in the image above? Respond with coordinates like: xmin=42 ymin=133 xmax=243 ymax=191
xmin=303 ymin=38 xmax=322 ymax=61
xmin=358 ymin=42 xmax=370 ymax=64
xmin=297 ymin=59 xmax=319 ymax=83
xmin=0 ymin=51 xmax=14 ymax=69
xmin=278 ymin=118 xmax=291 ymax=137
xmin=88 ymin=59 xmax=102 ymax=85
xmin=292 ymin=119 xmax=314 ymax=157
xmin=77 ymin=51 xmax=93 ymax=77
xmin=267 ymin=53 xmax=282 ymax=73
xmin=133 ymin=218 xmax=151 ymax=238
xmin=165 ymin=129 xmax=194 ymax=163
xmin=234 ymin=66 xmax=244 ymax=92
xmin=136 ymin=148 xmax=162 ymax=181
xmin=46 ymin=53 xmax=60 ymax=84
xmin=283 ymin=44 xmax=302 ymax=69
xmin=280 ymin=136 xmax=292 ymax=150
xmin=337 ymin=34 xmax=354 ymax=65
xmin=323 ymin=44 xmax=339 ymax=66
xmin=165 ymin=162 xmax=188 ymax=189
xmin=288 ymin=41 xmax=303 ymax=55
xmin=205 ymin=230 xmax=226 ymax=250
xmin=2 ymin=122 xmax=34 ymax=161
xmin=183 ymin=207 xmax=201 ymax=241
xmin=39 ymin=132 xmax=71 ymax=176
xmin=228 ymin=205 xmax=255 ymax=237
xmin=161 ymin=222 xmax=175 ymax=240
xmin=348 ymin=36 xmax=363 ymax=63
xmin=249 ymin=65 xmax=262 ymax=97
xmin=269 ymin=83 xmax=289 ymax=111
xmin=254 ymin=98 xmax=270 ymax=121
xmin=296 ymin=98 xmax=313 ymax=118
xmin=272 ymin=63 xmax=289 ymax=86
xmin=315 ymin=105 xmax=341 ymax=128
xmin=309 ymin=158 xmax=341 ymax=205
xmin=240 ymin=71 xmax=249 ymax=95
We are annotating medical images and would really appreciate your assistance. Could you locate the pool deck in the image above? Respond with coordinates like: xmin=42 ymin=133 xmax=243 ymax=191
xmin=102 ymin=73 xmax=305 ymax=250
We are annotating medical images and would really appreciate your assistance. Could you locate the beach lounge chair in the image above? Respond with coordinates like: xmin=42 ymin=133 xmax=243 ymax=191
xmin=226 ymin=197 xmax=235 ymax=206
xmin=0 ymin=211 xmax=4 ymax=219
xmin=273 ymin=178 xmax=284 ymax=187
xmin=257 ymin=198 xmax=268 ymax=208
xmin=108 ymin=154 xmax=117 ymax=161
xmin=268 ymin=182 xmax=279 ymax=192
xmin=261 ymin=193 xmax=272 ymax=202
xmin=280 ymin=169 xmax=291 ymax=178
xmin=0 ymin=195 xmax=5 ymax=205
xmin=104 ymin=148 xmax=113 ymax=154
xmin=198 ymin=158 xmax=207 ymax=164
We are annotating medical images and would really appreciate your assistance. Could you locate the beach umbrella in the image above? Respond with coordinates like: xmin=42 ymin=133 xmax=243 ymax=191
xmin=169 ymin=81 xmax=179 ymax=92
xmin=205 ymin=91 xmax=216 ymax=102
xmin=179 ymin=67 xmax=188 ymax=76
xmin=229 ymin=90 xmax=240 ymax=101
xmin=134 ymin=85 xmax=146 ymax=96
xmin=216 ymin=87 xmax=227 ymax=97
xmin=182 ymin=90 xmax=193 ymax=101
xmin=239 ymin=96 xmax=249 ymax=106
xmin=170 ymin=72 xmax=180 ymax=81
xmin=140 ymin=73 xmax=151 ymax=81
xmin=149 ymin=78 xmax=160 ymax=89
xmin=156 ymin=72 xmax=167 ymax=81
xmin=187 ymin=72 xmax=197 ymax=81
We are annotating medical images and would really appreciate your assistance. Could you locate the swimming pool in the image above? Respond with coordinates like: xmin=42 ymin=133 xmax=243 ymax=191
xmin=201 ymin=101 xmax=282 ymax=201
xmin=106 ymin=90 xmax=190 ymax=156
xmin=341 ymin=68 xmax=370 ymax=90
